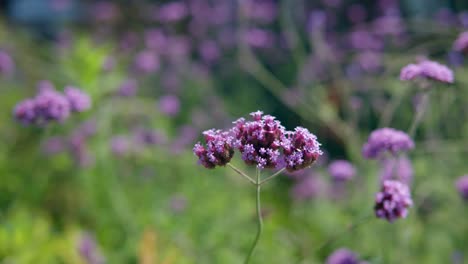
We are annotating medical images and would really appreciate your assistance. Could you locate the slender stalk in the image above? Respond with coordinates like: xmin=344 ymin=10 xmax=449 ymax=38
xmin=260 ymin=168 xmax=286 ymax=186
xmin=408 ymin=91 xmax=430 ymax=137
xmin=244 ymin=168 xmax=263 ymax=264
xmin=227 ymin=163 xmax=256 ymax=185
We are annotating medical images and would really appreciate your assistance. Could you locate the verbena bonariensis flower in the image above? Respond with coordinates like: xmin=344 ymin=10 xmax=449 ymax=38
xmin=232 ymin=111 xmax=285 ymax=169
xmin=158 ymin=95 xmax=180 ymax=117
xmin=374 ymin=180 xmax=413 ymax=222
xmin=326 ymin=248 xmax=359 ymax=264
xmin=400 ymin=60 xmax=454 ymax=83
xmin=64 ymin=86 xmax=91 ymax=112
xmin=453 ymin=32 xmax=468 ymax=53
xmin=362 ymin=128 xmax=414 ymax=159
xmin=379 ymin=156 xmax=413 ymax=185
xmin=282 ymin=127 xmax=323 ymax=171
xmin=290 ymin=173 xmax=324 ymax=201
xmin=14 ymin=99 xmax=37 ymax=124
xmin=193 ymin=129 xmax=235 ymax=169
xmin=328 ymin=160 xmax=356 ymax=182
xmin=33 ymin=89 xmax=71 ymax=123
xmin=455 ymin=175 xmax=468 ymax=200
xmin=134 ymin=50 xmax=159 ymax=74
xmin=117 ymin=79 xmax=138 ymax=97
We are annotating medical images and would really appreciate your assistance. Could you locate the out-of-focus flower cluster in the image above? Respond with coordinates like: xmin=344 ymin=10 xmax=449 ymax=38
xmin=194 ymin=111 xmax=322 ymax=171
xmin=374 ymin=180 xmax=413 ymax=222
xmin=400 ymin=60 xmax=454 ymax=84
xmin=14 ymin=82 xmax=91 ymax=126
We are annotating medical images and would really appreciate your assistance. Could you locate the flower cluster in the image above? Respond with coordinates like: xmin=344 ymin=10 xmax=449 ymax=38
xmin=328 ymin=160 xmax=356 ymax=182
xmin=14 ymin=84 xmax=91 ymax=125
xmin=455 ymin=175 xmax=468 ymax=200
xmin=193 ymin=129 xmax=235 ymax=169
xmin=453 ymin=31 xmax=468 ymax=54
xmin=193 ymin=111 xmax=322 ymax=171
xmin=400 ymin=60 xmax=454 ymax=84
xmin=326 ymin=248 xmax=360 ymax=264
xmin=362 ymin=128 xmax=414 ymax=159
xmin=282 ymin=127 xmax=322 ymax=171
xmin=374 ymin=180 xmax=413 ymax=222
xmin=231 ymin=111 xmax=285 ymax=169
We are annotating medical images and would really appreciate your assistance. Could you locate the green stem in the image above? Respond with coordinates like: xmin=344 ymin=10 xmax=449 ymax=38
xmin=408 ymin=91 xmax=430 ymax=137
xmin=244 ymin=168 xmax=263 ymax=264
xmin=227 ymin=163 xmax=256 ymax=185
xmin=260 ymin=168 xmax=286 ymax=186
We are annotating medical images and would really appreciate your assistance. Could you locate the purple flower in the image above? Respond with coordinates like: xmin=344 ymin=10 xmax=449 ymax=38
xmin=374 ymin=180 xmax=413 ymax=222
xmin=14 ymin=99 xmax=37 ymax=125
xmin=355 ymin=51 xmax=382 ymax=73
xmin=133 ymin=50 xmax=159 ymax=74
xmin=231 ymin=111 xmax=285 ymax=169
xmin=34 ymin=89 xmax=71 ymax=123
xmin=156 ymin=1 xmax=188 ymax=23
xmin=158 ymin=95 xmax=180 ymax=117
xmin=78 ymin=233 xmax=105 ymax=264
xmin=243 ymin=29 xmax=274 ymax=48
xmin=362 ymin=128 xmax=414 ymax=159
xmin=90 ymin=1 xmax=119 ymax=22
xmin=242 ymin=0 xmax=277 ymax=23
xmin=65 ymin=86 xmax=91 ymax=112
xmin=379 ymin=156 xmax=413 ymax=185
xmin=193 ymin=129 xmax=235 ymax=169
xmin=282 ymin=127 xmax=322 ymax=171
xmin=400 ymin=60 xmax=454 ymax=84
xmin=36 ymin=80 xmax=55 ymax=92
xmin=144 ymin=29 xmax=167 ymax=51
xmin=453 ymin=31 xmax=468 ymax=54
xmin=0 ymin=51 xmax=14 ymax=77
xmin=348 ymin=30 xmax=383 ymax=51
xmin=328 ymin=160 xmax=356 ymax=182
xmin=455 ymin=175 xmax=468 ymax=200
xmin=347 ymin=4 xmax=367 ymax=24
xmin=133 ymin=128 xmax=166 ymax=146
xmin=110 ymin=136 xmax=131 ymax=156
xmin=326 ymin=248 xmax=359 ymax=264
xmin=117 ymin=79 xmax=138 ymax=97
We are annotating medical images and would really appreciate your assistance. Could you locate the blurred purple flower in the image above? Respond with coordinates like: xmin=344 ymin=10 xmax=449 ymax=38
xmin=349 ymin=30 xmax=383 ymax=51
xmin=459 ymin=12 xmax=468 ymax=28
xmin=379 ymin=156 xmax=413 ymax=185
xmin=156 ymin=1 xmax=188 ymax=23
xmin=0 ymin=51 xmax=14 ymax=77
xmin=34 ymin=89 xmax=71 ymax=123
xmin=133 ymin=128 xmax=166 ymax=146
xmin=435 ymin=8 xmax=456 ymax=26
xmin=90 ymin=1 xmax=119 ymax=22
xmin=78 ymin=232 xmax=105 ymax=264
xmin=307 ymin=10 xmax=327 ymax=32
xmin=362 ymin=128 xmax=414 ymax=159
xmin=110 ymin=136 xmax=131 ymax=156
xmin=144 ymin=29 xmax=167 ymax=51
xmin=158 ymin=95 xmax=180 ymax=117
xmin=14 ymin=99 xmax=37 ymax=125
xmin=64 ymin=86 xmax=91 ymax=112
xmin=455 ymin=175 xmax=468 ymax=200
xmin=453 ymin=31 xmax=468 ymax=54
xmin=134 ymin=50 xmax=159 ymax=74
xmin=199 ymin=40 xmax=220 ymax=63
xmin=119 ymin=32 xmax=139 ymax=52
xmin=355 ymin=51 xmax=382 ymax=73
xmin=69 ymin=134 xmax=94 ymax=167
xmin=373 ymin=15 xmax=405 ymax=36
xmin=326 ymin=248 xmax=359 ymax=264
xmin=169 ymin=195 xmax=187 ymax=213
xmin=447 ymin=51 xmax=464 ymax=67
xmin=328 ymin=160 xmax=356 ymax=182
xmin=117 ymin=79 xmax=138 ymax=97
xmin=171 ymin=125 xmax=198 ymax=154
xmin=242 ymin=0 xmax=277 ymax=23
xmin=243 ymin=29 xmax=275 ymax=48
xmin=375 ymin=180 xmax=413 ymax=222
xmin=36 ymin=80 xmax=55 ymax=92
xmin=400 ymin=60 xmax=454 ymax=84
xmin=291 ymin=174 xmax=324 ymax=201
xmin=347 ymin=4 xmax=367 ymax=24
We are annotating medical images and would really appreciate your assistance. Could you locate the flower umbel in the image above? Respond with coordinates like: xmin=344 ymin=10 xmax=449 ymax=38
xmin=374 ymin=180 xmax=413 ymax=222
xmin=362 ymin=128 xmax=414 ymax=159
xmin=193 ymin=129 xmax=234 ymax=169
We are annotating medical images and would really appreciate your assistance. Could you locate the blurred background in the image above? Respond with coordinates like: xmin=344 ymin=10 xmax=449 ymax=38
xmin=0 ymin=0 xmax=468 ymax=263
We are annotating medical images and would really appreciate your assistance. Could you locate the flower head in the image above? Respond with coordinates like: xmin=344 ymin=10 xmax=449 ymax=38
xmin=374 ymin=180 xmax=413 ymax=222
xmin=231 ymin=111 xmax=285 ymax=169
xmin=193 ymin=129 xmax=235 ymax=169
xmin=64 ymin=86 xmax=91 ymax=112
xmin=328 ymin=160 xmax=356 ymax=182
xmin=400 ymin=60 xmax=454 ymax=83
xmin=290 ymin=173 xmax=324 ymax=201
xmin=455 ymin=175 xmax=468 ymax=200
xmin=453 ymin=31 xmax=468 ymax=53
xmin=33 ymin=89 xmax=71 ymax=123
xmin=362 ymin=128 xmax=414 ymax=159
xmin=326 ymin=248 xmax=359 ymax=264
xmin=282 ymin=127 xmax=322 ymax=171
xmin=14 ymin=99 xmax=37 ymax=125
